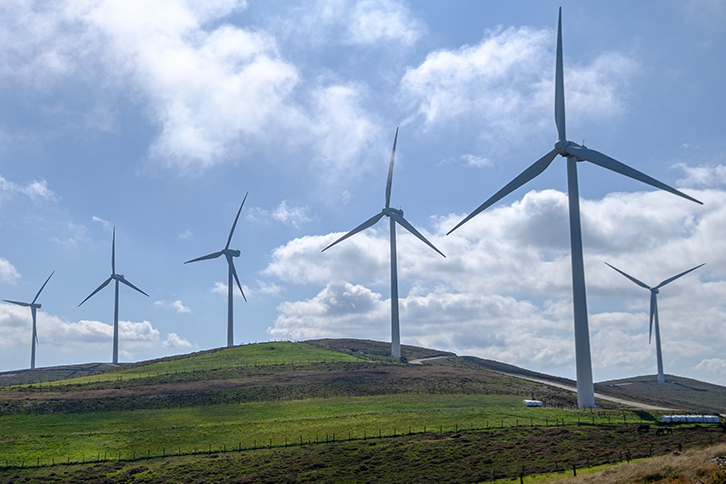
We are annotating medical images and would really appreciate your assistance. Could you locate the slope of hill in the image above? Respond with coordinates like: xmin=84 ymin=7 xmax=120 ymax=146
xmin=597 ymin=374 xmax=726 ymax=415
xmin=0 ymin=363 xmax=117 ymax=386
xmin=0 ymin=339 xmax=724 ymax=483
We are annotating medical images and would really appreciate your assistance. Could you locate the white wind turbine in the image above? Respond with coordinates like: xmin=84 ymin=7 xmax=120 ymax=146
xmin=3 ymin=271 xmax=54 ymax=369
xmin=447 ymin=8 xmax=702 ymax=407
xmin=79 ymin=228 xmax=149 ymax=364
xmin=605 ymin=262 xmax=704 ymax=384
xmin=185 ymin=193 xmax=248 ymax=348
xmin=322 ymin=128 xmax=445 ymax=359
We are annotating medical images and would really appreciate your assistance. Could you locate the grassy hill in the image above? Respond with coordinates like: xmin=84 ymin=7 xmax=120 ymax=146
xmin=0 ymin=339 xmax=724 ymax=483
xmin=597 ymin=374 xmax=726 ymax=415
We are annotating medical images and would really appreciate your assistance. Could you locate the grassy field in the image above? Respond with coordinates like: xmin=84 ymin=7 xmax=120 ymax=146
xmin=0 ymin=339 xmax=724 ymax=483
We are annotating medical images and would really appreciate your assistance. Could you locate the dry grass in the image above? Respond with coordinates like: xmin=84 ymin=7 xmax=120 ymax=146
xmin=552 ymin=442 xmax=726 ymax=484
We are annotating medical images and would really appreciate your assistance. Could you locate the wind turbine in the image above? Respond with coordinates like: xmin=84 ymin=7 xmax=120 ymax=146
xmin=322 ymin=128 xmax=445 ymax=359
xmin=605 ymin=262 xmax=704 ymax=384
xmin=447 ymin=8 xmax=702 ymax=407
xmin=79 ymin=228 xmax=149 ymax=364
xmin=3 ymin=271 xmax=54 ymax=369
xmin=185 ymin=193 xmax=248 ymax=348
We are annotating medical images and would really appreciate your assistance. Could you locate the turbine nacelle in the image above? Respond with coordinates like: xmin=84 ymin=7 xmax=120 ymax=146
xmin=383 ymin=207 xmax=403 ymax=217
xmin=555 ymin=139 xmax=586 ymax=159
xmin=652 ymin=288 xmax=659 ymax=295
xmin=224 ymin=249 xmax=241 ymax=258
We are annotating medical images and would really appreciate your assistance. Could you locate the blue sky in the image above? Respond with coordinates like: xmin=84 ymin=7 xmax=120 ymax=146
xmin=1 ymin=0 xmax=725 ymax=385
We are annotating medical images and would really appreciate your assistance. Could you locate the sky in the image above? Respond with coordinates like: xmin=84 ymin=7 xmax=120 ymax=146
xmin=1 ymin=0 xmax=725 ymax=386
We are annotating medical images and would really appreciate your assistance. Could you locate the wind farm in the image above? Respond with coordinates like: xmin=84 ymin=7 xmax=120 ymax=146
xmin=0 ymin=3 xmax=724 ymax=482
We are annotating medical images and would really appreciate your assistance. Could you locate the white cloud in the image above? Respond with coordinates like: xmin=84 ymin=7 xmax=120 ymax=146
xmin=265 ymin=181 xmax=726 ymax=381
xmin=695 ymin=357 xmax=726 ymax=374
xmin=0 ymin=303 xmax=161 ymax=351
xmin=92 ymin=216 xmax=112 ymax=230
xmin=0 ymin=0 xmax=382 ymax=179
xmin=247 ymin=201 xmax=311 ymax=229
xmin=163 ymin=332 xmax=192 ymax=348
xmin=292 ymin=0 xmax=424 ymax=48
xmin=0 ymin=258 xmax=20 ymax=284
xmin=0 ymin=175 xmax=57 ymax=203
xmin=399 ymin=27 xmax=638 ymax=151
xmin=461 ymin=154 xmax=493 ymax=168
xmin=675 ymin=163 xmax=726 ymax=188
xmin=154 ymin=299 xmax=191 ymax=314
xmin=211 ymin=281 xmax=247 ymax=299
xmin=347 ymin=0 xmax=424 ymax=46
xmin=178 ymin=229 xmax=193 ymax=240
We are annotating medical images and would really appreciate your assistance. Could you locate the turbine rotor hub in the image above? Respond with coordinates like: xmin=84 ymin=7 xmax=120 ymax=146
xmin=225 ymin=249 xmax=241 ymax=257
xmin=653 ymin=288 xmax=659 ymax=294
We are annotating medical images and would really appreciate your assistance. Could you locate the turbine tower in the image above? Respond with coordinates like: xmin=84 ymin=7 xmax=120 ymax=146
xmin=605 ymin=262 xmax=704 ymax=383
xmin=447 ymin=8 xmax=702 ymax=407
xmin=322 ymin=128 xmax=445 ymax=359
xmin=3 ymin=271 xmax=54 ymax=369
xmin=79 ymin=228 xmax=149 ymax=364
xmin=185 ymin=193 xmax=248 ymax=348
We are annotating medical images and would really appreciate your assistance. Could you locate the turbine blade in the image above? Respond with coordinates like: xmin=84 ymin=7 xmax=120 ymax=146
xmin=112 ymin=227 xmax=116 ymax=274
xmin=648 ymin=291 xmax=658 ymax=344
xmin=119 ymin=277 xmax=149 ymax=297
xmin=225 ymin=192 xmax=248 ymax=250
xmin=228 ymin=257 xmax=247 ymax=302
xmin=447 ymin=149 xmax=558 ymax=235
xmin=389 ymin=211 xmax=446 ymax=258
xmin=2 ymin=300 xmax=30 ymax=307
xmin=604 ymin=262 xmax=650 ymax=290
xmin=185 ymin=251 xmax=224 ymax=264
xmin=31 ymin=270 xmax=55 ymax=305
xmin=655 ymin=263 xmax=705 ymax=289
xmin=385 ymin=128 xmax=399 ymax=210
xmin=78 ymin=276 xmax=113 ymax=307
xmin=564 ymin=145 xmax=703 ymax=205
xmin=321 ymin=212 xmax=384 ymax=252
xmin=555 ymin=7 xmax=566 ymax=142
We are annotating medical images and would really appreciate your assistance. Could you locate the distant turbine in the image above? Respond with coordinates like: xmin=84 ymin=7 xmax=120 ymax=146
xmin=322 ymin=128 xmax=445 ymax=359
xmin=605 ymin=262 xmax=704 ymax=384
xmin=79 ymin=228 xmax=149 ymax=364
xmin=185 ymin=193 xmax=248 ymax=348
xmin=447 ymin=8 xmax=702 ymax=408
xmin=3 ymin=271 xmax=54 ymax=369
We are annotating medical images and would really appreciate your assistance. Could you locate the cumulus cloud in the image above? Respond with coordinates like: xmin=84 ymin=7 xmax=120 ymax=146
xmin=0 ymin=0 xmax=382 ymax=179
xmin=265 ymin=183 xmax=726 ymax=381
xmin=0 ymin=303 xmax=161 ymax=351
xmin=247 ymin=201 xmax=312 ymax=229
xmin=293 ymin=0 xmax=424 ymax=48
xmin=163 ymin=332 xmax=192 ymax=348
xmin=675 ymin=163 xmax=726 ymax=188
xmin=154 ymin=299 xmax=191 ymax=314
xmin=0 ymin=175 xmax=57 ymax=203
xmin=0 ymin=258 xmax=21 ymax=284
xmin=399 ymin=26 xmax=638 ymax=151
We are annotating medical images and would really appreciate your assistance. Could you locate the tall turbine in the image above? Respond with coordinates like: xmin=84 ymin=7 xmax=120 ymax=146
xmin=185 ymin=193 xmax=248 ymax=348
xmin=605 ymin=262 xmax=704 ymax=383
xmin=3 ymin=271 xmax=54 ymax=369
xmin=322 ymin=128 xmax=445 ymax=359
xmin=79 ymin=228 xmax=149 ymax=364
xmin=447 ymin=8 xmax=702 ymax=408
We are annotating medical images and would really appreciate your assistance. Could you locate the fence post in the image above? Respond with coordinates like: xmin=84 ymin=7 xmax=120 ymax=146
xmin=572 ymin=464 xmax=577 ymax=476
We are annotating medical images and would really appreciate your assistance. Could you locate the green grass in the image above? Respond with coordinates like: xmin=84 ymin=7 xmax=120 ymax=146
xmin=0 ymin=393 xmax=616 ymax=464
xmin=6 ymin=342 xmax=367 ymax=388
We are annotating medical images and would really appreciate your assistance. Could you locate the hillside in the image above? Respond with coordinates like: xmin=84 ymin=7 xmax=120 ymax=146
xmin=0 ymin=339 xmax=724 ymax=483
xmin=597 ymin=374 xmax=726 ymax=415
